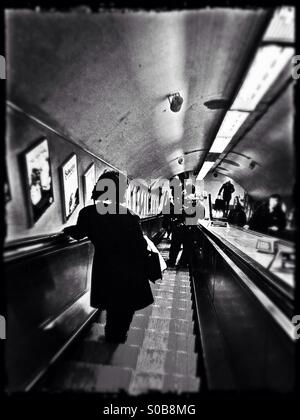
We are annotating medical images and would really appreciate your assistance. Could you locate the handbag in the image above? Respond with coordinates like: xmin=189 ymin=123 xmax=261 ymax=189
xmin=214 ymin=195 xmax=225 ymax=211
xmin=145 ymin=250 xmax=162 ymax=283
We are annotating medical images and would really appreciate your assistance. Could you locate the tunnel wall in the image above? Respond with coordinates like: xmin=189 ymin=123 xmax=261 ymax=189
xmin=5 ymin=107 xmax=116 ymax=243
xmin=5 ymin=106 xmax=160 ymax=243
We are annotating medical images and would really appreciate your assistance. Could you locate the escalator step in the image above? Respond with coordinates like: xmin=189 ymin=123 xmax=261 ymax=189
xmin=154 ymin=283 xmax=190 ymax=291
xmin=68 ymin=342 xmax=197 ymax=377
xmin=152 ymin=306 xmax=194 ymax=320
xmin=152 ymin=289 xmax=192 ymax=299
xmin=143 ymin=330 xmax=195 ymax=353
xmin=129 ymin=371 xmax=200 ymax=395
xmin=131 ymin=315 xmax=194 ymax=334
xmin=154 ymin=296 xmax=192 ymax=309
xmin=84 ymin=323 xmax=105 ymax=341
xmin=136 ymin=305 xmax=193 ymax=320
xmin=126 ymin=327 xmax=145 ymax=346
xmin=44 ymin=362 xmax=132 ymax=393
xmin=127 ymin=328 xmax=195 ymax=352
xmin=156 ymin=276 xmax=191 ymax=284
xmin=69 ymin=341 xmax=140 ymax=369
xmin=148 ymin=317 xmax=194 ymax=334
xmin=153 ymin=285 xmax=191 ymax=293
xmin=136 ymin=348 xmax=198 ymax=376
xmin=152 ymin=286 xmax=192 ymax=296
xmin=41 ymin=242 xmax=201 ymax=395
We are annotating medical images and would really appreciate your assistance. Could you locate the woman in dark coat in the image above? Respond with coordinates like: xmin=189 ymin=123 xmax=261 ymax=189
xmin=64 ymin=170 xmax=153 ymax=343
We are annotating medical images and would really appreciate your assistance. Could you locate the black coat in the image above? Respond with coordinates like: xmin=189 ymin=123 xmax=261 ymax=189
xmin=64 ymin=205 xmax=154 ymax=311
xmin=218 ymin=182 xmax=235 ymax=201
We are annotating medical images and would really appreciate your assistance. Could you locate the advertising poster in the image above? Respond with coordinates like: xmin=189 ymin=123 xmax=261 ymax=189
xmin=83 ymin=163 xmax=95 ymax=205
xmin=24 ymin=138 xmax=54 ymax=224
xmin=61 ymin=154 xmax=79 ymax=221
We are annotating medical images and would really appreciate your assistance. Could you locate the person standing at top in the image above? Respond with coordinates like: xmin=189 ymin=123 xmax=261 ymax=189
xmin=63 ymin=170 xmax=153 ymax=343
xmin=218 ymin=180 xmax=235 ymax=216
xmin=180 ymin=189 xmax=205 ymax=267
xmin=168 ymin=183 xmax=204 ymax=268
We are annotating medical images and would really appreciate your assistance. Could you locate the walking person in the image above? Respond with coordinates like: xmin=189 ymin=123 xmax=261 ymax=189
xmin=218 ymin=180 xmax=235 ymax=216
xmin=63 ymin=170 xmax=154 ymax=343
xmin=167 ymin=205 xmax=186 ymax=267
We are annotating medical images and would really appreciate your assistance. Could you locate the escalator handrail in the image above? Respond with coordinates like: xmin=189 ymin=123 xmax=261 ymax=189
xmin=4 ymin=214 xmax=164 ymax=263
xmin=198 ymin=224 xmax=294 ymax=305
xmin=199 ymin=227 xmax=296 ymax=342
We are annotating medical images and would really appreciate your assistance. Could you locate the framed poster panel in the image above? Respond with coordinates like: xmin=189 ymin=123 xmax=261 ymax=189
xmin=83 ymin=163 xmax=96 ymax=206
xmin=60 ymin=154 xmax=80 ymax=222
xmin=23 ymin=137 xmax=54 ymax=225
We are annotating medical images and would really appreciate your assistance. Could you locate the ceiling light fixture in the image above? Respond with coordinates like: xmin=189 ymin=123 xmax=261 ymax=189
xmin=215 ymin=110 xmax=249 ymax=137
xmin=197 ymin=6 xmax=294 ymax=183
xmin=196 ymin=161 xmax=215 ymax=181
xmin=208 ymin=111 xmax=249 ymax=153
xmin=231 ymin=45 xmax=294 ymax=112
xmin=209 ymin=137 xmax=232 ymax=154
xmin=263 ymin=6 xmax=295 ymax=43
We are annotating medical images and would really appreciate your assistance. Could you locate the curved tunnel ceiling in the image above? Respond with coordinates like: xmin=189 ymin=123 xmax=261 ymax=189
xmin=218 ymin=83 xmax=294 ymax=200
xmin=6 ymin=9 xmax=269 ymax=182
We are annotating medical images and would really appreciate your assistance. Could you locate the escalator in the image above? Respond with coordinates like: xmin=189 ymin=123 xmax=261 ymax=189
xmin=36 ymin=239 xmax=201 ymax=395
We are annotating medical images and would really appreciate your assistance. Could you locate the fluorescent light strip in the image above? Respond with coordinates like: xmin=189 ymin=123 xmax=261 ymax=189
xmin=196 ymin=161 xmax=215 ymax=181
xmin=209 ymin=137 xmax=231 ymax=153
xmin=208 ymin=111 xmax=249 ymax=154
xmin=263 ymin=6 xmax=295 ymax=43
xmin=215 ymin=110 xmax=249 ymax=138
xmin=201 ymin=8 xmax=295 ymax=177
xmin=231 ymin=45 xmax=294 ymax=112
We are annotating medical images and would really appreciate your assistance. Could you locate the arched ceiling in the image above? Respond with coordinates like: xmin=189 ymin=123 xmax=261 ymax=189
xmin=214 ymin=82 xmax=294 ymax=200
xmin=6 ymin=8 xmax=269 ymax=182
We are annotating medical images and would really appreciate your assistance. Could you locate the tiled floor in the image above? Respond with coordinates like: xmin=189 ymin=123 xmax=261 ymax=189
xmin=42 ymin=239 xmax=200 ymax=395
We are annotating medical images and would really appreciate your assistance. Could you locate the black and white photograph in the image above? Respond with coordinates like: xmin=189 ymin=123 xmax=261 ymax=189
xmin=1 ymin=0 xmax=298 ymax=415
